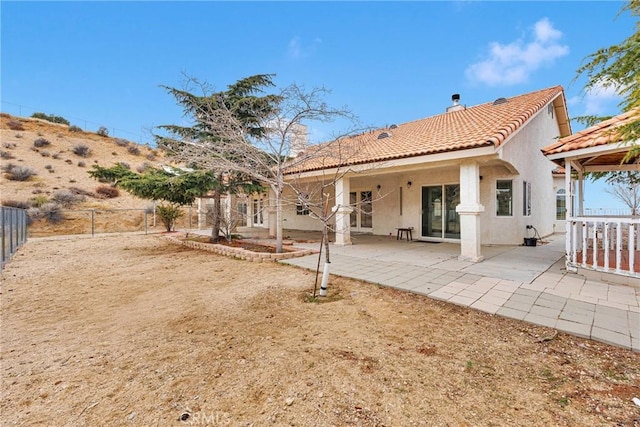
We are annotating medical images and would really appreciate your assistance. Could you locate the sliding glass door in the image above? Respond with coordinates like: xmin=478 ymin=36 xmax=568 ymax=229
xmin=421 ymin=185 xmax=460 ymax=239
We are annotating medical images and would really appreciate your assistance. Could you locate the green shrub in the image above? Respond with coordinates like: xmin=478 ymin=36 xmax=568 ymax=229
xmin=156 ymin=204 xmax=184 ymax=232
xmin=31 ymin=195 xmax=49 ymax=207
xmin=33 ymin=138 xmax=51 ymax=148
xmin=95 ymin=185 xmax=119 ymax=198
xmin=69 ymin=125 xmax=82 ymax=132
xmin=31 ymin=112 xmax=70 ymax=125
xmin=97 ymin=126 xmax=109 ymax=137
xmin=118 ymin=161 xmax=130 ymax=170
xmin=72 ymin=144 xmax=91 ymax=157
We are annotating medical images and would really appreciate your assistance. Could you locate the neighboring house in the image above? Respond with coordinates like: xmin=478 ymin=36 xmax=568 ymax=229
xmin=542 ymin=109 xmax=640 ymax=280
xmin=229 ymin=86 xmax=572 ymax=262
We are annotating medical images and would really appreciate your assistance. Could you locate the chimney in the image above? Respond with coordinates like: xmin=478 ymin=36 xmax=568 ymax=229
xmin=446 ymin=93 xmax=465 ymax=113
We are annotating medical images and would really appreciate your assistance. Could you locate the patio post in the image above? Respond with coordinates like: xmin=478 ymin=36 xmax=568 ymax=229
xmin=456 ymin=161 xmax=485 ymax=262
xmin=334 ymin=176 xmax=353 ymax=245
xmin=565 ymin=159 xmax=573 ymax=268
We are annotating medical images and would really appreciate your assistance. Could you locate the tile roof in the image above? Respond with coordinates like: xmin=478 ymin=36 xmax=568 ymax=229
xmin=288 ymin=86 xmax=567 ymax=173
xmin=542 ymin=109 xmax=639 ymax=156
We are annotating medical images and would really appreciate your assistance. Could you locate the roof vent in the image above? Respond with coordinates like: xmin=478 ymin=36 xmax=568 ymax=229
xmin=377 ymin=132 xmax=390 ymax=139
xmin=389 ymin=124 xmax=398 ymax=129
xmin=493 ymin=97 xmax=508 ymax=105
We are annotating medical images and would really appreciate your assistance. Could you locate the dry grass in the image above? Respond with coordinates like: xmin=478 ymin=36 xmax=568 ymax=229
xmin=1 ymin=234 xmax=639 ymax=426
xmin=0 ymin=114 xmax=171 ymax=235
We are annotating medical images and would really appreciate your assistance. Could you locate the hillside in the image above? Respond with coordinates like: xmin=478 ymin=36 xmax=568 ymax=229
xmin=0 ymin=113 xmax=179 ymax=235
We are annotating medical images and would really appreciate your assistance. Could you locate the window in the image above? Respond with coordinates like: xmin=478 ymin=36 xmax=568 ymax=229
xmin=556 ymin=189 xmax=566 ymax=220
xmin=496 ymin=180 xmax=512 ymax=216
xmin=237 ymin=202 xmax=248 ymax=226
xmin=296 ymin=193 xmax=310 ymax=216
xmin=523 ymin=181 xmax=532 ymax=216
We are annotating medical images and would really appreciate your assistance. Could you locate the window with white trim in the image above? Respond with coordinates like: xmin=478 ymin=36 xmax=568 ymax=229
xmin=523 ymin=181 xmax=532 ymax=216
xmin=556 ymin=189 xmax=566 ymax=220
xmin=296 ymin=193 xmax=310 ymax=215
xmin=496 ymin=180 xmax=513 ymax=216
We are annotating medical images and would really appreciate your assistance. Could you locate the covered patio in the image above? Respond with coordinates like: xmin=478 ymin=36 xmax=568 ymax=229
xmin=542 ymin=110 xmax=640 ymax=282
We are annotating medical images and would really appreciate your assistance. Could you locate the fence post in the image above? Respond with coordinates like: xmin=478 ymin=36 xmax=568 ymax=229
xmin=144 ymin=211 xmax=148 ymax=235
xmin=1 ymin=207 xmax=28 ymax=270
xmin=189 ymin=206 xmax=192 ymax=229
xmin=1 ymin=208 xmax=6 ymax=266
xmin=10 ymin=208 xmax=16 ymax=255
xmin=91 ymin=209 xmax=95 ymax=237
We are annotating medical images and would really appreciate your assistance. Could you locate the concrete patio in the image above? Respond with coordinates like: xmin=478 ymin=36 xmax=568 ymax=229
xmin=203 ymin=228 xmax=640 ymax=351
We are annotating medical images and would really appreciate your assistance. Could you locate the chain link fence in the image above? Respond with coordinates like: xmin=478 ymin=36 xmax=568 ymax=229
xmin=1 ymin=207 xmax=28 ymax=269
xmin=28 ymin=206 xmax=202 ymax=238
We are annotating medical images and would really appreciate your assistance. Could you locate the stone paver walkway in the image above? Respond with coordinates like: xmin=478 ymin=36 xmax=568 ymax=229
xmin=279 ymin=234 xmax=640 ymax=351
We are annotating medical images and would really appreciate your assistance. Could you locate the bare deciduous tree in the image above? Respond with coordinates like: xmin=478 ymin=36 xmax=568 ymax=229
xmin=160 ymin=75 xmax=361 ymax=253
xmin=606 ymin=181 xmax=640 ymax=216
xmin=286 ymin=162 xmax=387 ymax=297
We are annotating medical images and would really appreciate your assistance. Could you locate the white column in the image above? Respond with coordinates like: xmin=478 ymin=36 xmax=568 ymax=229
xmin=333 ymin=176 xmax=353 ymax=246
xmin=565 ymin=159 xmax=573 ymax=263
xmin=456 ymin=161 xmax=485 ymax=262
xmin=197 ymin=198 xmax=204 ymax=229
xmin=578 ymin=169 xmax=584 ymax=216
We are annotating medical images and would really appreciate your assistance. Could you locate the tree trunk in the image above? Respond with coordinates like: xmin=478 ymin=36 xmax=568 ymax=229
xmin=275 ymin=176 xmax=284 ymax=253
xmin=319 ymin=193 xmax=331 ymax=296
xmin=210 ymin=189 xmax=222 ymax=243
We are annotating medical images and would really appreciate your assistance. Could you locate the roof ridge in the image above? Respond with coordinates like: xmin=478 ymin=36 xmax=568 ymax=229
xmin=388 ymin=85 xmax=564 ymax=130
xmin=486 ymin=86 xmax=563 ymax=146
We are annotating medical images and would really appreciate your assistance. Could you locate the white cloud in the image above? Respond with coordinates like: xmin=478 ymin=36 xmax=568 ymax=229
xmin=569 ymin=82 xmax=620 ymax=116
xmin=466 ymin=18 xmax=569 ymax=86
xmin=288 ymin=37 xmax=303 ymax=59
xmin=286 ymin=36 xmax=322 ymax=59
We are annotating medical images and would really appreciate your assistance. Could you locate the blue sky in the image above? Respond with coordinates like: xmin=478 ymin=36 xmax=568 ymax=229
xmin=1 ymin=1 xmax=635 ymax=210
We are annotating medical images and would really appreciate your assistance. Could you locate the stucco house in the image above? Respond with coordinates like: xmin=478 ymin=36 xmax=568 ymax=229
xmin=213 ymin=86 xmax=571 ymax=263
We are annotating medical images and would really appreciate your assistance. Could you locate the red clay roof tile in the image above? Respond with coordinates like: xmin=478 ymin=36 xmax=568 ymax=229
xmin=542 ymin=109 xmax=639 ymax=156
xmin=291 ymin=86 xmax=565 ymax=173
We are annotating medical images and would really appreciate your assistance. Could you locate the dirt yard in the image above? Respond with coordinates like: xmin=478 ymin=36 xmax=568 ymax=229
xmin=1 ymin=234 xmax=639 ymax=426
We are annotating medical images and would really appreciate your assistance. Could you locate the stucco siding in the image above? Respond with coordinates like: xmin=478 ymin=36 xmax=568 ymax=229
xmin=484 ymin=103 xmax=562 ymax=244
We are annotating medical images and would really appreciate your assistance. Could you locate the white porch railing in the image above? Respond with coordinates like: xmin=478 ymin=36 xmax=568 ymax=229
xmin=567 ymin=216 xmax=640 ymax=278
